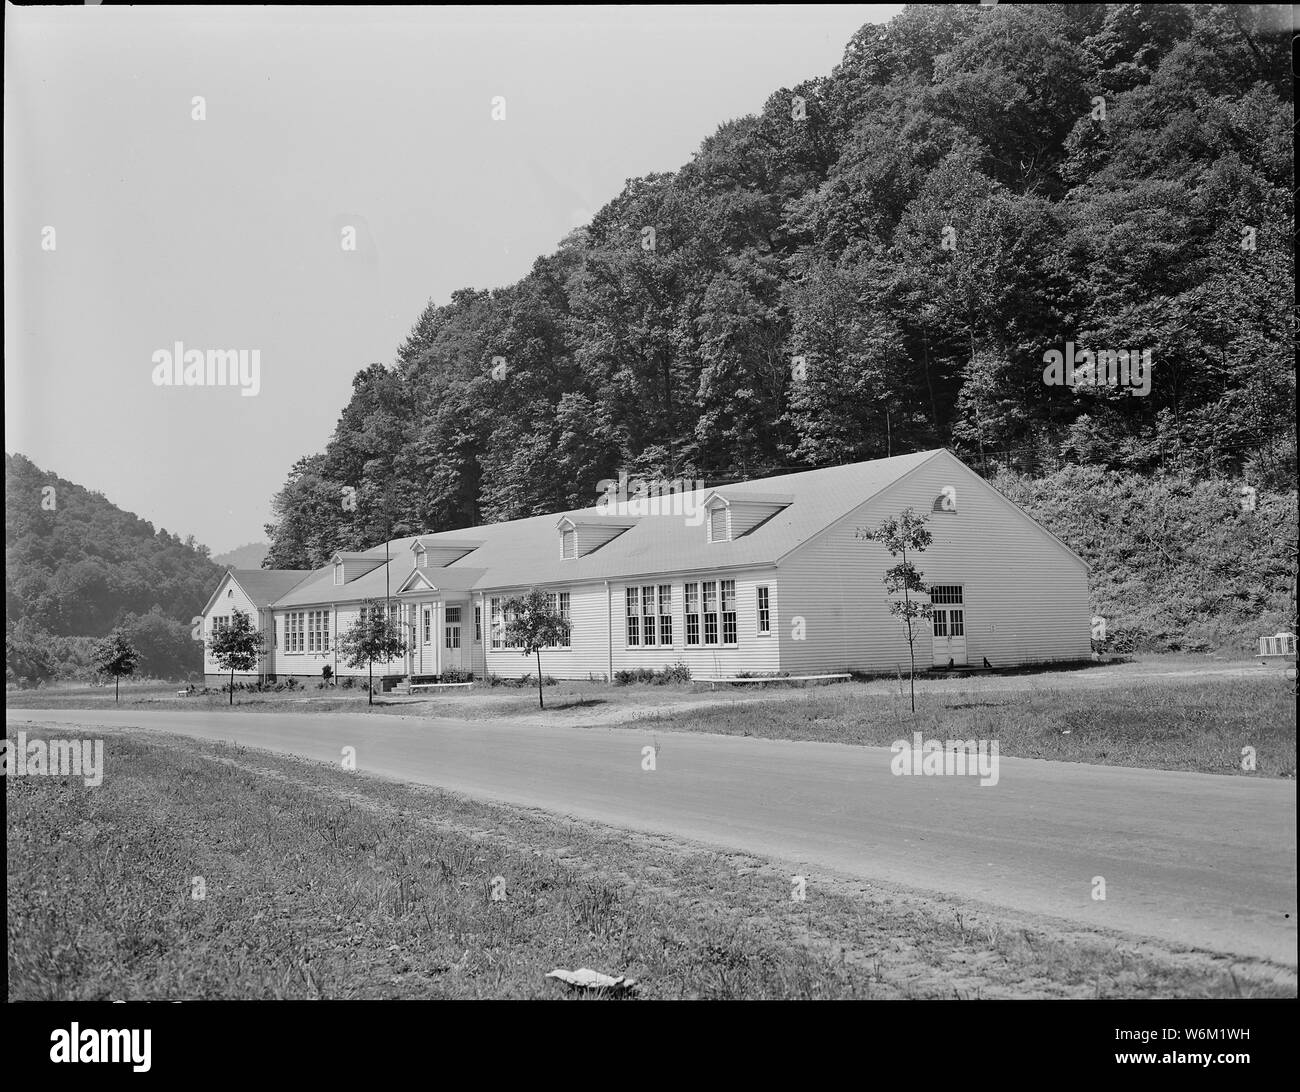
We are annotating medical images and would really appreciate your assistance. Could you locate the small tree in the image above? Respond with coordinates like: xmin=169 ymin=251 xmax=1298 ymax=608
xmin=207 ymin=610 xmax=265 ymax=706
xmin=6 ymin=620 xmax=56 ymax=688
xmin=338 ymin=600 xmax=407 ymax=706
xmin=503 ymin=588 xmax=570 ymax=709
xmin=857 ymin=508 xmax=933 ymax=714
xmin=92 ymin=628 xmax=141 ymax=703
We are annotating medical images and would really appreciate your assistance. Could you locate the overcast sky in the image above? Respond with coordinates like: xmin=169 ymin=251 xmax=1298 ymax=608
xmin=5 ymin=4 xmax=903 ymax=554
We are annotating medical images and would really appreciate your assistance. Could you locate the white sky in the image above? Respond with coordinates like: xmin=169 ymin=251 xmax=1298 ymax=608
xmin=5 ymin=4 xmax=903 ymax=553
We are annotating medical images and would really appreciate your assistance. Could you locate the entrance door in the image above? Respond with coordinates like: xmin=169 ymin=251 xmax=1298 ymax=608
xmin=930 ymin=585 xmax=967 ymax=666
xmin=415 ymin=603 xmax=436 ymax=676
xmin=443 ymin=604 xmax=465 ymax=673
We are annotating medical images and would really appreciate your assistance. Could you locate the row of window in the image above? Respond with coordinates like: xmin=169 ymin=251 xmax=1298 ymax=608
xmin=221 ymin=583 xmax=964 ymax=658
xmin=626 ymin=580 xmax=755 ymax=647
xmin=278 ymin=610 xmax=331 ymax=653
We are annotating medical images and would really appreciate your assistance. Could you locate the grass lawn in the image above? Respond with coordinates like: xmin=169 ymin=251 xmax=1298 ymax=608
xmin=7 ymin=727 xmax=1293 ymax=1000
xmin=625 ymin=676 xmax=1298 ymax=778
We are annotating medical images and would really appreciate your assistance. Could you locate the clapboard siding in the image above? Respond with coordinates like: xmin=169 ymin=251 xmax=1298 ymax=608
xmin=482 ymin=582 xmax=610 ymax=680
xmin=777 ymin=450 xmax=1089 ymax=673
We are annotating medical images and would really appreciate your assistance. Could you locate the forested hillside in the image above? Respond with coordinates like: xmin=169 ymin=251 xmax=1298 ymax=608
xmin=995 ymin=467 xmax=1296 ymax=652
xmin=5 ymin=453 xmax=223 ymax=681
xmin=254 ymin=5 xmax=1293 ymax=652
xmin=264 ymin=3 xmax=1293 ymax=571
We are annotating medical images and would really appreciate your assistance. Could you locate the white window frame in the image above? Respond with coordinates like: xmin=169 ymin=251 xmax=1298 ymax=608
xmin=626 ymin=587 xmax=640 ymax=647
xmin=721 ymin=579 xmax=737 ymax=645
xmin=702 ymin=581 xmax=719 ymax=645
xmin=657 ymin=585 xmax=672 ymax=646
xmin=756 ymin=585 xmax=771 ymax=636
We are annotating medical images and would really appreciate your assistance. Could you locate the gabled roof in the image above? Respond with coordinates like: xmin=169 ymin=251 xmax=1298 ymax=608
xmin=201 ymin=568 xmax=311 ymax=615
xmin=396 ymin=567 xmax=488 ymax=594
xmin=267 ymin=449 xmax=947 ymax=606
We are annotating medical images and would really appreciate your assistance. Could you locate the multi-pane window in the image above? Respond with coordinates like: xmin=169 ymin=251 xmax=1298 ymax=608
xmin=756 ymin=586 xmax=771 ymax=636
xmin=474 ymin=605 xmax=482 ymax=643
xmin=657 ymin=585 xmax=672 ymax=646
xmin=641 ymin=585 xmax=656 ymax=646
xmin=545 ymin=592 xmax=571 ymax=648
xmin=702 ymin=581 xmax=718 ymax=645
xmin=489 ymin=600 xmax=518 ymax=649
xmin=561 ymin=528 xmax=576 ymax=559
xmin=490 ymin=598 xmax=504 ymax=650
xmin=423 ymin=608 xmax=431 ymax=644
xmin=307 ymin=610 xmax=330 ymax=652
xmin=721 ymin=580 xmax=737 ymax=644
xmin=626 ymin=587 xmax=640 ymax=646
xmin=283 ymin=611 xmax=306 ymax=653
xmin=445 ymin=605 xmax=462 ymax=649
xmin=685 ymin=583 xmax=700 ymax=645
xmin=212 ymin=615 xmax=230 ymax=634
xmin=930 ymin=586 xmax=965 ymax=638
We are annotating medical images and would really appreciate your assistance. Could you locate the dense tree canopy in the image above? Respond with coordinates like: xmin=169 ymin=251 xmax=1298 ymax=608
xmin=265 ymin=4 xmax=1293 ymax=574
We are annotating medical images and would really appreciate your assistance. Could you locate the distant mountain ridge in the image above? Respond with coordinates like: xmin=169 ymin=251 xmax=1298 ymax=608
xmin=213 ymin=541 xmax=270 ymax=569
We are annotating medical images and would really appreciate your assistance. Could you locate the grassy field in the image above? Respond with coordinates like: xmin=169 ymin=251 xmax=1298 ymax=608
xmin=624 ymin=677 xmax=1298 ymax=778
xmin=6 ymin=727 xmax=1293 ymax=1000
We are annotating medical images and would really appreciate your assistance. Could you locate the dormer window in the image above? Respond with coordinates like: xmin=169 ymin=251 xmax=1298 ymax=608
xmin=557 ymin=514 xmax=636 ymax=557
xmin=333 ymin=561 xmax=342 ymax=585
xmin=708 ymin=505 xmax=729 ymax=543
xmin=415 ymin=545 xmax=428 ymax=570
xmin=702 ymin=490 xmax=791 ymax=540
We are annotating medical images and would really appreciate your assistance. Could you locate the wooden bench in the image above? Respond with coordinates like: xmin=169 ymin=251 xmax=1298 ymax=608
xmin=1259 ymin=633 xmax=1296 ymax=658
xmin=407 ymin=681 xmax=474 ymax=694
xmin=695 ymin=673 xmax=850 ymax=689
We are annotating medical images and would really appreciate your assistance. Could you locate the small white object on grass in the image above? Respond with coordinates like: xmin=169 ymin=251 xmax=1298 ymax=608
xmin=546 ymin=968 xmax=637 ymax=994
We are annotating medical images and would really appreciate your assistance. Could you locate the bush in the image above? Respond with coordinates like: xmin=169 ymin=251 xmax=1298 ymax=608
xmin=614 ymin=664 xmax=691 ymax=686
xmin=439 ymin=667 xmax=473 ymax=684
xmin=663 ymin=661 xmax=692 ymax=683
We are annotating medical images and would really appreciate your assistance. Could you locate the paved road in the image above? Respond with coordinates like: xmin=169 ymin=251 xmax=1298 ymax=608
xmin=8 ymin=706 xmax=1296 ymax=964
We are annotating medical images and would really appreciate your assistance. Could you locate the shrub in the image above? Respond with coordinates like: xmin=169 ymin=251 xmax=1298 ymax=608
xmin=663 ymin=661 xmax=692 ymax=683
xmin=614 ymin=665 xmax=690 ymax=686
